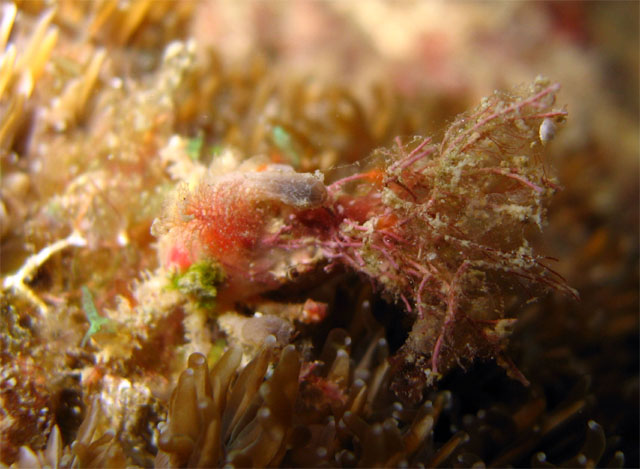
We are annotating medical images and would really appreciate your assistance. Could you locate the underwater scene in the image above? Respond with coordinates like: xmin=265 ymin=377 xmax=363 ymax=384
xmin=0 ymin=2 xmax=638 ymax=467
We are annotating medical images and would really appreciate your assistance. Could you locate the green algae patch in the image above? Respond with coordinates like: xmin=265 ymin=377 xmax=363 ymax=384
xmin=170 ymin=260 xmax=226 ymax=309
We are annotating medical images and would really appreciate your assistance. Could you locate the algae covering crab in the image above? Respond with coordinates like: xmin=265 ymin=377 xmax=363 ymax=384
xmin=152 ymin=77 xmax=576 ymax=403
xmin=1 ymin=2 xmax=637 ymax=468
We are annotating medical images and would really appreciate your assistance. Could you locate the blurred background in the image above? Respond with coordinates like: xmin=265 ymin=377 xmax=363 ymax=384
xmin=1 ymin=1 xmax=637 ymax=467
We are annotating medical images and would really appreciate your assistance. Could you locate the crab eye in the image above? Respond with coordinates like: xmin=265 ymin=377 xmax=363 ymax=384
xmin=539 ymin=117 xmax=556 ymax=145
